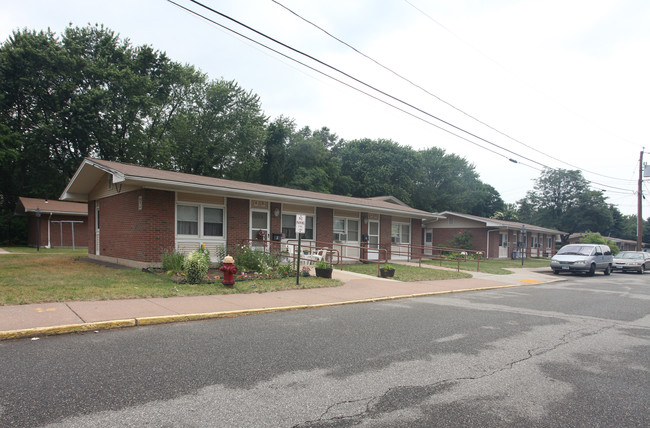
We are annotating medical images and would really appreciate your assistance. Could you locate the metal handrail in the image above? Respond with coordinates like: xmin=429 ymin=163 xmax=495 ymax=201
xmin=391 ymin=242 xmax=484 ymax=272
xmin=286 ymin=239 xmax=390 ymax=276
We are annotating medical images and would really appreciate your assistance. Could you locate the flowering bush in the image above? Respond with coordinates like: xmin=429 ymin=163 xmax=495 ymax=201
xmin=301 ymin=265 xmax=311 ymax=277
xmin=183 ymin=246 xmax=210 ymax=284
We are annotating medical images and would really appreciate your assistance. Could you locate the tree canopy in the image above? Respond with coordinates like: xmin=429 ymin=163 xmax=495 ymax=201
xmin=0 ymin=23 xmax=522 ymax=245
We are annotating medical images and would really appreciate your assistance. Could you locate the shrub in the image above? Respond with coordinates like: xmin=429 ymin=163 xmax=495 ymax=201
xmin=162 ymin=250 xmax=185 ymax=275
xmin=183 ymin=247 xmax=210 ymax=284
xmin=315 ymin=259 xmax=329 ymax=269
xmin=233 ymin=246 xmax=280 ymax=273
xmin=277 ymin=264 xmax=294 ymax=277
xmin=449 ymin=230 xmax=473 ymax=250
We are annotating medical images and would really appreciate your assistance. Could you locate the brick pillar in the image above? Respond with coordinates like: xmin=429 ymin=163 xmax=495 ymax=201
xmin=270 ymin=202 xmax=282 ymax=252
xmin=380 ymin=215 xmax=392 ymax=260
xmin=88 ymin=201 xmax=96 ymax=255
xmin=227 ymin=198 xmax=250 ymax=252
xmin=411 ymin=218 xmax=422 ymax=259
xmin=360 ymin=212 xmax=369 ymax=260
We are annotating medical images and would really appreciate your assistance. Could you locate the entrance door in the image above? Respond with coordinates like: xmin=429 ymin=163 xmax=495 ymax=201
xmin=498 ymin=232 xmax=508 ymax=258
xmin=391 ymin=222 xmax=410 ymax=260
xmin=367 ymin=220 xmax=380 ymax=260
xmin=333 ymin=217 xmax=360 ymax=261
xmin=95 ymin=203 xmax=100 ymax=255
xmin=251 ymin=210 xmax=268 ymax=249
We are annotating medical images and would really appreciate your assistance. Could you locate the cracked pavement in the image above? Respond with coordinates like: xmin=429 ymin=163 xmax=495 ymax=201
xmin=2 ymin=275 xmax=648 ymax=427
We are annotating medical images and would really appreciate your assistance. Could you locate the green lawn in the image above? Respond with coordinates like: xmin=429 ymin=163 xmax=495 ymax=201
xmin=422 ymin=257 xmax=550 ymax=274
xmin=340 ymin=263 xmax=472 ymax=281
xmin=0 ymin=250 xmax=341 ymax=306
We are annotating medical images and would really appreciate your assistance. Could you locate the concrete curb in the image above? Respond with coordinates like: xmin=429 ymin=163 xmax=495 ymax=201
xmin=0 ymin=278 xmax=563 ymax=341
xmin=0 ymin=319 xmax=136 ymax=341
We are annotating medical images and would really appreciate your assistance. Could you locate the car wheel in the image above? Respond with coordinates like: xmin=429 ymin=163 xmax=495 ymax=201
xmin=587 ymin=264 xmax=596 ymax=276
xmin=639 ymin=265 xmax=645 ymax=274
xmin=604 ymin=265 xmax=611 ymax=276
xmin=553 ymin=270 xmax=559 ymax=275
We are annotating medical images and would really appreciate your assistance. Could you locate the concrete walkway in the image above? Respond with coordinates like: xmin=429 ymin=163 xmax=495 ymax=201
xmin=0 ymin=261 xmax=560 ymax=340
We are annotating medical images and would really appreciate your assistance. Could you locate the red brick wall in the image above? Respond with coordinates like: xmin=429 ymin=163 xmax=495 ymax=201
xmin=432 ymin=227 xmax=487 ymax=254
xmin=411 ymin=218 xmax=423 ymax=258
xmin=270 ymin=202 xmax=282 ymax=251
xmin=28 ymin=214 xmax=88 ymax=248
xmin=96 ymin=189 xmax=174 ymax=263
xmin=88 ymin=201 xmax=96 ymax=255
xmin=360 ymin=213 xmax=369 ymax=259
xmin=227 ymin=198 xmax=249 ymax=250
xmin=380 ymin=215 xmax=392 ymax=259
xmin=316 ymin=207 xmax=333 ymax=245
xmin=487 ymin=230 xmax=499 ymax=258
xmin=49 ymin=215 xmax=87 ymax=248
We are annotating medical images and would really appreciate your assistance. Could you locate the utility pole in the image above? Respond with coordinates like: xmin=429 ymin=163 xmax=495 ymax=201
xmin=637 ymin=150 xmax=644 ymax=251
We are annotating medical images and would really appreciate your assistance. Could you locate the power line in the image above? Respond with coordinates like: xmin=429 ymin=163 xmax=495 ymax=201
xmin=165 ymin=0 xmax=514 ymax=162
xmin=273 ymin=0 xmax=636 ymax=184
xmin=184 ymin=0 xmax=559 ymax=171
xmin=172 ymin=0 xmax=635 ymax=195
xmin=403 ymin=0 xmax=643 ymax=155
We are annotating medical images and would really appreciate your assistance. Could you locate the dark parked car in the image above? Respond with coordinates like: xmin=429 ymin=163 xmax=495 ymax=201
xmin=611 ymin=251 xmax=650 ymax=274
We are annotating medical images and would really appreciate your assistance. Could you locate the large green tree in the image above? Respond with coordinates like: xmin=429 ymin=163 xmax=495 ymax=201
xmin=283 ymin=126 xmax=341 ymax=193
xmin=413 ymin=147 xmax=503 ymax=216
xmin=166 ymin=79 xmax=266 ymax=182
xmin=260 ymin=116 xmax=293 ymax=186
xmin=0 ymin=24 xmax=270 ymax=243
xmin=518 ymin=168 xmax=613 ymax=235
xmin=336 ymin=139 xmax=419 ymax=205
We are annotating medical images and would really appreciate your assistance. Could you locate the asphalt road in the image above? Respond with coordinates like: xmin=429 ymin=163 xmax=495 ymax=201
xmin=1 ymin=272 xmax=648 ymax=427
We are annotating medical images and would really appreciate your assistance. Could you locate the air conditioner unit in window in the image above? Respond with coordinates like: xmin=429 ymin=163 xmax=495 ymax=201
xmin=333 ymin=233 xmax=346 ymax=242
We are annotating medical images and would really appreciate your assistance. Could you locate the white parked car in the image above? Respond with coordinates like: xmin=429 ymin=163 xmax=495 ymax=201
xmin=550 ymin=244 xmax=613 ymax=276
xmin=611 ymin=251 xmax=650 ymax=274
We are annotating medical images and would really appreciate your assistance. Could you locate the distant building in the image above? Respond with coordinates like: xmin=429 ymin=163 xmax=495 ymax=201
xmin=15 ymin=197 xmax=88 ymax=249
xmin=424 ymin=211 xmax=564 ymax=259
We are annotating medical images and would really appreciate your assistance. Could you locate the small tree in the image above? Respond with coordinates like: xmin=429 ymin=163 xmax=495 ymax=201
xmin=579 ymin=232 xmax=620 ymax=255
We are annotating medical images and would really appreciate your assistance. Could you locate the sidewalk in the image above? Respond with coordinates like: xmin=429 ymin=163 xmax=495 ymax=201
xmin=0 ymin=265 xmax=560 ymax=341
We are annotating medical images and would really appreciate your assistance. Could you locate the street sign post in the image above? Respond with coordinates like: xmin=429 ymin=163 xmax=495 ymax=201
xmin=296 ymin=214 xmax=306 ymax=285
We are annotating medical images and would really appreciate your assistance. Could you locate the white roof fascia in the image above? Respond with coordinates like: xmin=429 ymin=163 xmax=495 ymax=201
xmin=60 ymin=158 xmax=93 ymax=200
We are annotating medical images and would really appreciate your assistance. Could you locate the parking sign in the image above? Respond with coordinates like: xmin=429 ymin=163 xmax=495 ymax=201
xmin=296 ymin=214 xmax=306 ymax=234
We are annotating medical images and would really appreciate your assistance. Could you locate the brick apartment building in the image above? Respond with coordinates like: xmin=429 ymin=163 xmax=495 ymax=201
xmin=60 ymin=158 xmax=442 ymax=268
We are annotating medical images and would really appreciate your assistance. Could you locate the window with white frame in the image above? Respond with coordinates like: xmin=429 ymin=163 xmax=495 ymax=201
xmin=333 ymin=217 xmax=359 ymax=242
xmin=391 ymin=223 xmax=410 ymax=244
xmin=282 ymin=214 xmax=314 ymax=239
xmin=176 ymin=204 xmax=224 ymax=237
xmin=251 ymin=210 xmax=268 ymax=238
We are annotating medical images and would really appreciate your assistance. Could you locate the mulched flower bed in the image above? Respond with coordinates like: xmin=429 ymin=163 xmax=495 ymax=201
xmin=164 ymin=268 xmax=297 ymax=284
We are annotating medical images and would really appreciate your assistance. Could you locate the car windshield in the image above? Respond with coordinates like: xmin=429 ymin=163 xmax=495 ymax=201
xmin=557 ymin=245 xmax=593 ymax=256
xmin=617 ymin=252 xmax=643 ymax=259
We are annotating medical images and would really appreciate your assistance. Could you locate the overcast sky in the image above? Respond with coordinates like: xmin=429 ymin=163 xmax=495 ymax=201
xmin=2 ymin=0 xmax=649 ymax=216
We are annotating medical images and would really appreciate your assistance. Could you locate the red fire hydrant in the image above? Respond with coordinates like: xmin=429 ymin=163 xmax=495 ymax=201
xmin=219 ymin=255 xmax=237 ymax=286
